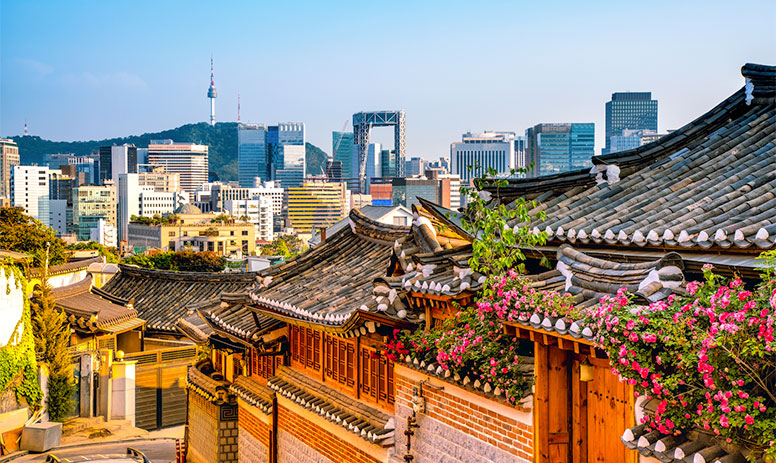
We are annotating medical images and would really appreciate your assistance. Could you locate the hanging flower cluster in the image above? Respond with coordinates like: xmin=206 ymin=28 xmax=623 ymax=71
xmin=383 ymin=272 xmax=553 ymax=405
xmin=585 ymin=263 xmax=776 ymax=458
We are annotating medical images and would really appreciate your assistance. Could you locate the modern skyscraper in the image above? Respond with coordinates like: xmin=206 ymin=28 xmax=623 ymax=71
xmin=147 ymin=140 xmax=208 ymax=195
xmin=525 ymin=123 xmax=595 ymax=177
xmin=207 ymin=57 xmax=217 ymax=126
xmin=49 ymin=169 xmax=77 ymax=235
xmin=404 ymin=157 xmax=426 ymax=177
xmin=332 ymin=131 xmax=357 ymax=186
xmin=604 ymin=92 xmax=658 ymax=154
xmin=11 ymin=165 xmax=50 ymax=225
xmin=268 ymin=123 xmax=305 ymax=180
xmin=238 ymin=123 xmax=269 ymax=187
xmin=99 ymin=144 xmax=138 ymax=184
xmin=274 ymin=145 xmax=306 ymax=189
xmin=380 ymin=150 xmax=397 ymax=177
xmin=287 ymin=181 xmax=347 ymax=236
xmin=0 ymin=139 xmax=20 ymax=199
xmin=450 ymin=131 xmax=516 ymax=183
xmin=364 ymin=143 xmax=381 ymax=194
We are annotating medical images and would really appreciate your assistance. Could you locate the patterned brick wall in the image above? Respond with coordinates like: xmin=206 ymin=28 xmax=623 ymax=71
xmin=238 ymin=403 xmax=270 ymax=463
xmin=394 ymin=366 xmax=533 ymax=463
xmin=187 ymin=392 xmax=220 ymax=463
xmin=277 ymin=404 xmax=385 ymax=463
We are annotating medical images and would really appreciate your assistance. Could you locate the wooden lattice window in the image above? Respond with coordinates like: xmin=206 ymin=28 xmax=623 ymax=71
xmin=324 ymin=334 xmax=356 ymax=389
xmin=250 ymin=348 xmax=277 ymax=381
xmin=360 ymin=346 xmax=395 ymax=410
xmin=289 ymin=325 xmax=321 ymax=373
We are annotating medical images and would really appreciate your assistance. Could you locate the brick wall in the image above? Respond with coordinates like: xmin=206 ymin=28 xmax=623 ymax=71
xmin=238 ymin=402 xmax=270 ymax=463
xmin=187 ymin=392 xmax=220 ymax=463
xmin=393 ymin=365 xmax=533 ymax=463
xmin=277 ymin=404 xmax=385 ymax=463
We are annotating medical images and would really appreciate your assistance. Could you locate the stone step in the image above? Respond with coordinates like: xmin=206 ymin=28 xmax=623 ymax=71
xmin=62 ymin=416 xmax=105 ymax=436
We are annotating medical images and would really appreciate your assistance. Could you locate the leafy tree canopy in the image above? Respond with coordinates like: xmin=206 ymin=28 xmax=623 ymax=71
xmin=0 ymin=207 xmax=67 ymax=266
xmin=259 ymin=234 xmax=305 ymax=258
xmin=123 ymin=250 xmax=225 ymax=272
xmin=66 ymin=241 xmax=120 ymax=263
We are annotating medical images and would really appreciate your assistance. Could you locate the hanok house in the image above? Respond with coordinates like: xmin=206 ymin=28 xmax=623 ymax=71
xmin=411 ymin=62 xmax=774 ymax=463
xmin=180 ymin=209 xmax=472 ymax=463
xmin=98 ymin=265 xmax=261 ymax=430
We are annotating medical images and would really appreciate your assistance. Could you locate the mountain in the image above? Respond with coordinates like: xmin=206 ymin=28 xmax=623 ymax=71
xmin=10 ymin=122 xmax=331 ymax=183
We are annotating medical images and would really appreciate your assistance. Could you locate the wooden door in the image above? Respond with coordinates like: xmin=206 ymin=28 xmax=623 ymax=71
xmin=534 ymin=343 xmax=572 ymax=463
xmin=582 ymin=356 xmax=636 ymax=463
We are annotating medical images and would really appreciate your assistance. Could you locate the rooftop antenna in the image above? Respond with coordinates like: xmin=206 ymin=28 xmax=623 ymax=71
xmin=24 ymin=121 xmax=29 ymax=136
xmin=237 ymin=93 xmax=241 ymax=123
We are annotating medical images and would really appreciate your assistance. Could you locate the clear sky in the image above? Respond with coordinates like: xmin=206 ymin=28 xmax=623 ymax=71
xmin=1 ymin=0 xmax=774 ymax=159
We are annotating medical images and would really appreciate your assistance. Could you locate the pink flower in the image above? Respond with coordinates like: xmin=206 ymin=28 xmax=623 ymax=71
xmin=745 ymin=415 xmax=754 ymax=425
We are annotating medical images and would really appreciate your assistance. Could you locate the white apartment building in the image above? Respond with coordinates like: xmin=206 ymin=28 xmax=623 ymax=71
xmin=90 ymin=218 xmax=117 ymax=248
xmin=139 ymin=189 xmax=186 ymax=217
xmin=450 ymin=131 xmax=516 ymax=183
xmin=11 ymin=165 xmax=50 ymax=226
xmin=118 ymin=173 xmax=188 ymax=244
xmin=224 ymin=197 xmax=274 ymax=242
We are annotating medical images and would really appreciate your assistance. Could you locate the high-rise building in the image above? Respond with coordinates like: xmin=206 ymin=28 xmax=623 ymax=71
xmin=380 ymin=150 xmax=397 ymax=177
xmin=72 ymin=184 xmax=116 ymax=241
xmin=391 ymin=177 xmax=438 ymax=209
xmin=147 ymin=140 xmax=208 ymax=195
xmin=332 ymin=131 xmax=358 ymax=187
xmin=99 ymin=144 xmax=138 ymax=184
xmin=137 ymin=167 xmax=180 ymax=193
xmin=11 ymin=165 xmax=50 ymax=225
xmin=326 ymin=160 xmax=343 ymax=182
xmin=525 ymin=123 xmax=595 ymax=177
xmin=287 ymin=181 xmax=347 ymax=236
xmin=364 ymin=143 xmax=381 ymax=194
xmin=0 ymin=139 xmax=20 ymax=199
xmin=404 ymin=157 xmax=426 ymax=177
xmin=450 ymin=131 xmax=516 ymax=183
xmin=46 ymin=153 xmax=98 ymax=185
xmin=268 ymin=123 xmax=305 ymax=181
xmin=274 ymin=145 xmax=306 ymax=189
xmin=49 ymin=169 xmax=77 ymax=235
xmin=604 ymin=92 xmax=658 ymax=154
xmin=238 ymin=123 xmax=269 ymax=187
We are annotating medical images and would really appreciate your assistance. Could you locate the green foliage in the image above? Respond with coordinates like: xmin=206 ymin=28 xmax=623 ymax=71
xmin=66 ymin=241 xmax=119 ymax=263
xmin=11 ymin=124 xmax=330 ymax=183
xmin=0 ymin=265 xmax=43 ymax=410
xmin=259 ymin=234 xmax=305 ymax=258
xmin=305 ymin=142 xmax=330 ymax=177
xmin=0 ymin=207 xmax=67 ymax=266
xmin=210 ymin=214 xmax=234 ymax=224
xmin=130 ymin=214 xmax=178 ymax=225
xmin=123 ymin=250 xmax=225 ymax=272
xmin=461 ymin=166 xmax=547 ymax=275
xmin=30 ymin=268 xmax=74 ymax=422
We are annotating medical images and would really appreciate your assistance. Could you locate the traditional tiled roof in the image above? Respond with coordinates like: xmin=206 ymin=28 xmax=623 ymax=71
xmin=100 ymin=265 xmax=260 ymax=333
xmin=621 ymin=421 xmax=747 ymax=463
xmin=197 ymin=292 xmax=284 ymax=345
xmin=488 ymin=63 xmax=776 ymax=251
xmin=229 ymin=375 xmax=274 ymax=414
xmin=185 ymin=359 xmax=230 ymax=402
xmin=267 ymin=366 xmax=395 ymax=445
xmin=52 ymin=275 xmax=143 ymax=334
xmin=30 ymin=256 xmax=104 ymax=278
xmin=247 ymin=209 xmax=427 ymax=331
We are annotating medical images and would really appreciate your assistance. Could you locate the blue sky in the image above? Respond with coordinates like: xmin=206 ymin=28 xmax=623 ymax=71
xmin=1 ymin=0 xmax=774 ymax=159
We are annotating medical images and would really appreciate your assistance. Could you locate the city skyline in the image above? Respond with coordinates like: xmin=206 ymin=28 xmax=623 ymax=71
xmin=1 ymin=0 xmax=774 ymax=160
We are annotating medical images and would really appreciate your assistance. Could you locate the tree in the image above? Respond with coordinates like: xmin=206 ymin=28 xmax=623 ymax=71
xmin=259 ymin=234 xmax=305 ymax=258
xmin=0 ymin=208 xmax=67 ymax=266
xmin=66 ymin=241 xmax=119 ymax=263
xmin=30 ymin=248 xmax=74 ymax=421
xmin=122 ymin=250 xmax=225 ymax=272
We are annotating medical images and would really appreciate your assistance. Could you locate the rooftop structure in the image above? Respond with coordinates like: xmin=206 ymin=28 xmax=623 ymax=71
xmin=207 ymin=57 xmax=217 ymax=126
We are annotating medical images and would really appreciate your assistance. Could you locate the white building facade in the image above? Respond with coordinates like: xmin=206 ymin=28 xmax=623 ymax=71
xmin=450 ymin=131 xmax=516 ymax=183
xmin=223 ymin=197 xmax=274 ymax=242
xmin=11 ymin=165 xmax=50 ymax=225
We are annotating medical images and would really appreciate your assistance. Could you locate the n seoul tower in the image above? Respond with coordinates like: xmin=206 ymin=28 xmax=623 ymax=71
xmin=207 ymin=57 xmax=217 ymax=126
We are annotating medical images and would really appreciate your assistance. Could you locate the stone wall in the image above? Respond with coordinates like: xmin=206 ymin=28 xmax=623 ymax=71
xmin=187 ymin=392 xmax=220 ymax=463
xmin=276 ymin=401 xmax=387 ymax=463
xmin=393 ymin=365 xmax=533 ymax=463
xmin=238 ymin=401 xmax=270 ymax=463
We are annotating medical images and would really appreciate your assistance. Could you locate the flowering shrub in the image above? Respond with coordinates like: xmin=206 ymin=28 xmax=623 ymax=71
xmin=384 ymin=295 xmax=534 ymax=405
xmin=585 ymin=261 xmax=776 ymax=458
